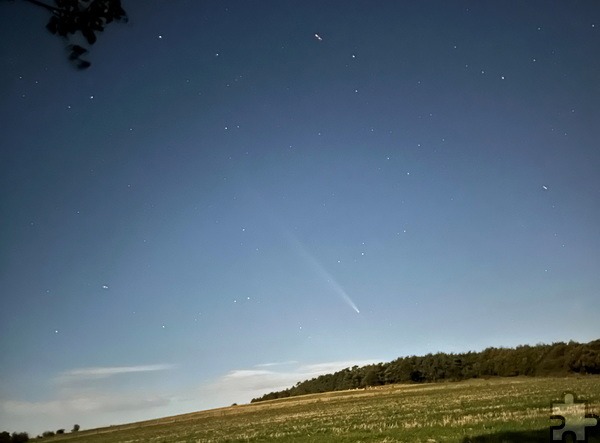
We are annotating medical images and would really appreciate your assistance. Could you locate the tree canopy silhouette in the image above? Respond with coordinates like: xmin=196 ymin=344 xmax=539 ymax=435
xmin=251 ymin=339 xmax=600 ymax=403
xmin=16 ymin=0 xmax=128 ymax=69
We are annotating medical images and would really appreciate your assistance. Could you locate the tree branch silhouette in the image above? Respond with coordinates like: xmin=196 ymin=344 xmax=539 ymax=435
xmin=16 ymin=0 xmax=128 ymax=69
xmin=23 ymin=0 xmax=58 ymax=12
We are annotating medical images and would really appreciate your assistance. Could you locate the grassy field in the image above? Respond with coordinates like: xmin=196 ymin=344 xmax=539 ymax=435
xmin=44 ymin=376 xmax=600 ymax=443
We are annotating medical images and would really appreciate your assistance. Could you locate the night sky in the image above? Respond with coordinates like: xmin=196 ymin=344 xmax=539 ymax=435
xmin=1 ymin=0 xmax=599 ymax=435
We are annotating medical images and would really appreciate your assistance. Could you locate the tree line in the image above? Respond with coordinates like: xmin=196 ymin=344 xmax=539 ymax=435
xmin=251 ymin=339 xmax=600 ymax=403
xmin=0 ymin=433 xmax=29 ymax=443
xmin=0 ymin=425 xmax=79 ymax=442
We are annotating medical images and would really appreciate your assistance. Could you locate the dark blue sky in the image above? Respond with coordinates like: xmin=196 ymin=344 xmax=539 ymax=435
xmin=1 ymin=0 xmax=599 ymax=435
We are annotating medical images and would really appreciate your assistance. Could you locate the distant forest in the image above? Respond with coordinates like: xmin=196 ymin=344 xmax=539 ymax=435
xmin=251 ymin=339 xmax=600 ymax=403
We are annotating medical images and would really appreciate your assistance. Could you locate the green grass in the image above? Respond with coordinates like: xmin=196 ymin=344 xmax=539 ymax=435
xmin=44 ymin=376 xmax=600 ymax=442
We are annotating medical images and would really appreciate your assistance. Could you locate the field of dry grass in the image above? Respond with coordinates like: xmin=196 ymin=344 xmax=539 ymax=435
xmin=43 ymin=376 xmax=600 ymax=442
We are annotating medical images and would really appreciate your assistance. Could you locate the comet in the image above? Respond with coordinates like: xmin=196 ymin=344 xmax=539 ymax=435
xmin=287 ymin=232 xmax=360 ymax=314
xmin=249 ymin=194 xmax=360 ymax=314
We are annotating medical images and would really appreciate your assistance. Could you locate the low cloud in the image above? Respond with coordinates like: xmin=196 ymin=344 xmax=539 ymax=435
xmin=254 ymin=360 xmax=298 ymax=368
xmin=56 ymin=364 xmax=176 ymax=383
xmin=203 ymin=359 xmax=381 ymax=403
xmin=2 ymin=394 xmax=170 ymax=416
xmin=1 ymin=382 xmax=176 ymax=435
xmin=1 ymin=359 xmax=381 ymax=435
xmin=0 ymin=390 xmax=173 ymax=436
xmin=215 ymin=369 xmax=297 ymax=392
xmin=0 ymin=363 xmax=179 ymax=434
